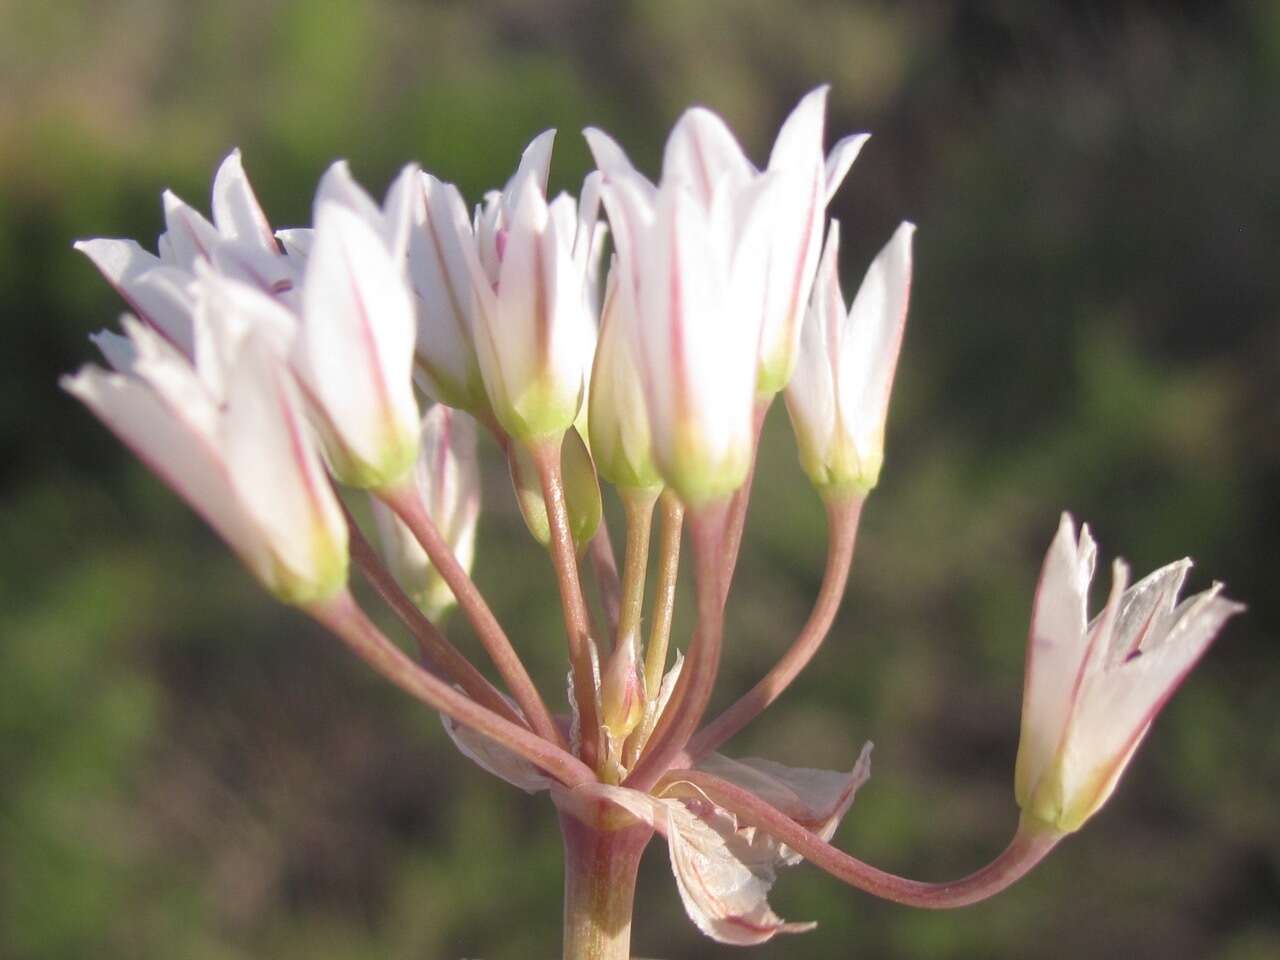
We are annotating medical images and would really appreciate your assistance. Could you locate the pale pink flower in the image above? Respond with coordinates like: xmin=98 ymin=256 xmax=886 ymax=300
xmin=294 ymin=198 xmax=421 ymax=489
xmin=62 ymin=288 xmax=346 ymax=605
xmin=1015 ymin=515 xmax=1243 ymax=833
xmin=785 ymin=219 xmax=914 ymax=494
xmin=465 ymin=132 xmax=600 ymax=442
xmin=585 ymin=125 xmax=776 ymax=504
xmin=657 ymin=87 xmax=870 ymax=396
xmin=74 ymin=149 xmax=287 ymax=356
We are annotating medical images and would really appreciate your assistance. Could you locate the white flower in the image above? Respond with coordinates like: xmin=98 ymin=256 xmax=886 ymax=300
xmin=307 ymin=159 xmax=419 ymax=265
xmin=62 ymin=297 xmax=347 ymax=605
xmin=586 ymin=124 xmax=777 ymax=505
xmin=294 ymin=198 xmax=421 ymax=489
xmin=75 ymin=149 xmax=286 ymax=356
xmin=370 ymin=405 xmax=480 ymax=620
xmin=785 ymin=220 xmax=913 ymax=495
xmin=403 ymin=171 xmax=490 ymax=414
xmin=1015 ymin=514 xmax=1243 ymax=833
xmin=78 ymin=153 xmax=423 ymax=492
xmin=637 ymin=89 xmax=871 ymax=397
xmin=466 ymin=132 xmax=599 ymax=442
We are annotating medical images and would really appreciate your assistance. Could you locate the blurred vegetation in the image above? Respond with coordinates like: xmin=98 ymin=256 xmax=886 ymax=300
xmin=2 ymin=1 xmax=1278 ymax=957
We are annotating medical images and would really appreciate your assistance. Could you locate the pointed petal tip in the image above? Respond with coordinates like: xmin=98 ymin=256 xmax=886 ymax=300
xmin=59 ymin=368 xmax=88 ymax=395
xmin=1057 ymin=511 xmax=1078 ymax=537
xmin=215 ymin=147 xmax=246 ymax=178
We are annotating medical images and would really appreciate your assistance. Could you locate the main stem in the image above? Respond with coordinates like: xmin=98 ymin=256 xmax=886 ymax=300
xmin=559 ymin=813 xmax=652 ymax=960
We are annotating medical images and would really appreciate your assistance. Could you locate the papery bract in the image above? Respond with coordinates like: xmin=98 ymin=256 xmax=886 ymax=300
xmin=551 ymin=741 xmax=871 ymax=946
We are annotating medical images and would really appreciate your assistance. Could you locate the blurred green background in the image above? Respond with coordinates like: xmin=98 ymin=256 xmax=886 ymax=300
xmin=2 ymin=1 xmax=1277 ymax=957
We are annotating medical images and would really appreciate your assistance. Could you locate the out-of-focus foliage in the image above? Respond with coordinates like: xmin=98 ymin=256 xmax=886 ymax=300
xmin=2 ymin=1 xmax=1277 ymax=957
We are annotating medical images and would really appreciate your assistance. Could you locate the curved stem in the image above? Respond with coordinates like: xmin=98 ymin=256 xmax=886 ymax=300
xmin=719 ymin=398 xmax=771 ymax=606
xmin=530 ymin=438 xmax=600 ymax=770
xmin=344 ymin=505 xmax=521 ymax=726
xmin=309 ymin=591 xmax=595 ymax=788
xmin=616 ymin=488 xmax=659 ymax=652
xmin=684 ymin=494 xmax=865 ymax=762
xmin=643 ymin=491 xmax=684 ymax=697
xmin=623 ymin=501 xmax=729 ymax=792
xmin=661 ymin=767 xmax=1062 ymax=909
xmin=378 ymin=483 xmax=565 ymax=750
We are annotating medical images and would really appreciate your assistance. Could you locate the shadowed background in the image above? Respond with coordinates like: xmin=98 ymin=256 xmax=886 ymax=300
xmin=2 ymin=1 xmax=1277 ymax=957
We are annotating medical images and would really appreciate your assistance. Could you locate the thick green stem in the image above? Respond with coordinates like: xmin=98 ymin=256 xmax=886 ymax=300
xmin=559 ymin=811 xmax=652 ymax=960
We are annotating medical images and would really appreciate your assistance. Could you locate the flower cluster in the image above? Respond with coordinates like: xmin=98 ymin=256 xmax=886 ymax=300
xmin=65 ymin=88 xmax=1240 ymax=955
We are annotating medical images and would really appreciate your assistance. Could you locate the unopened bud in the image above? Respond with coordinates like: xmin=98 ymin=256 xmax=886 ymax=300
xmin=600 ymin=630 xmax=647 ymax=742
xmin=508 ymin=427 xmax=602 ymax=551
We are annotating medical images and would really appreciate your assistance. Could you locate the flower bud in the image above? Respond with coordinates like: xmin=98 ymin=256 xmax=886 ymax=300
xmin=295 ymin=200 xmax=421 ymax=489
xmin=600 ymin=630 xmax=647 ymax=744
xmin=587 ymin=255 xmax=662 ymax=492
xmin=370 ymin=405 xmax=480 ymax=620
xmin=404 ymin=172 xmax=491 ymax=415
xmin=467 ymin=133 xmax=597 ymax=442
xmin=507 ymin=427 xmax=603 ymax=551
xmin=1015 ymin=515 xmax=1242 ymax=834
xmin=785 ymin=220 xmax=913 ymax=497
